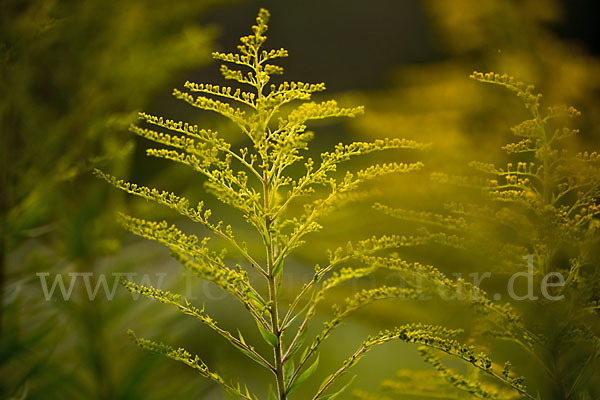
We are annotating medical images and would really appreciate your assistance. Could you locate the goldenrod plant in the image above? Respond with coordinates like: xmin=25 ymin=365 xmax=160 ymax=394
xmin=466 ymin=72 xmax=599 ymax=280
xmin=372 ymin=73 xmax=600 ymax=399
xmin=96 ymin=9 xmax=537 ymax=400
xmin=467 ymin=72 xmax=599 ymax=399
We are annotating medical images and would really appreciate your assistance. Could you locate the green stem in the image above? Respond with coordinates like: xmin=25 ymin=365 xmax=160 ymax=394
xmin=269 ymin=261 xmax=286 ymax=399
xmin=254 ymin=38 xmax=286 ymax=398
xmin=263 ymin=174 xmax=286 ymax=399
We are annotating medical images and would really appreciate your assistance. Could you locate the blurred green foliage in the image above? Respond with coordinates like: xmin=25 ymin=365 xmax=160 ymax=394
xmin=0 ymin=0 xmax=228 ymax=398
xmin=366 ymin=72 xmax=600 ymax=399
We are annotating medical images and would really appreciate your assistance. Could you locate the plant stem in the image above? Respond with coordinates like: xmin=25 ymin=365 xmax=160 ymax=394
xmin=264 ymin=177 xmax=286 ymax=399
xmin=253 ymin=38 xmax=287 ymax=398
xmin=269 ymin=262 xmax=286 ymax=399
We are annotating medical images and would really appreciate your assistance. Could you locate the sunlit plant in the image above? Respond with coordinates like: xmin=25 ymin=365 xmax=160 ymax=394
xmin=97 ymin=10 xmax=534 ymax=399
xmin=465 ymin=72 xmax=600 ymax=399
xmin=370 ymin=72 xmax=600 ymax=399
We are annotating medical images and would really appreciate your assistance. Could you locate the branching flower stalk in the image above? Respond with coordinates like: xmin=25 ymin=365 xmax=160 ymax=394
xmin=98 ymin=10 xmax=530 ymax=400
xmin=466 ymin=72 xmax=600 ymax=399
xmin=372 ymin=72 xmax=599 ymax=399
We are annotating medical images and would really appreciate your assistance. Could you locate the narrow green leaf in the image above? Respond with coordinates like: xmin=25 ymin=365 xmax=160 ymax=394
xmin=272 ymin=255 xmax=285 ymax=280
xmin=299 ymin=342 xmax=310 ymax=362
xmin=238 ymin=329 xmax=247 ymax=345
xmin=286 ymin=328 xmax=307 ymax=360
xmin=284 ymin=359 xmax=295 ymax=387
xmin=318 ymin=373 xmax=333 ymax=393
xmin=287 ymin=354 xmax=319 ymax=395
xmin=248 ymin=291 xmax=267 ymax=308
xmin=282 ymin=300 xmax=311 ymax=331
xmin=317 ymin=375 xmax=356 ymax=400
xmin=256 ymin=320 xmax=279 ymax=348
xmin=229 ymin=339 xmax=270 ymax=370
